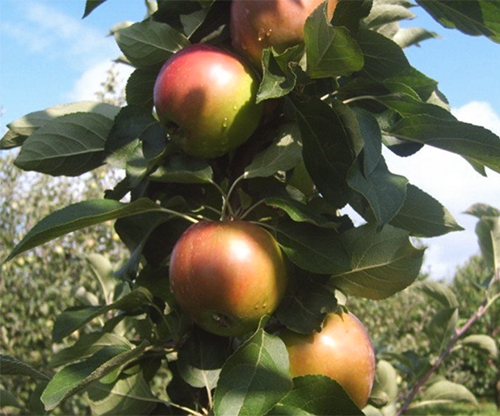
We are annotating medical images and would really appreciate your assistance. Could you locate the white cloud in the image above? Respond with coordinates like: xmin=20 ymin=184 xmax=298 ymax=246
xmin=66 ymin=61 xmax=134 ymax=102
xmin=2 ymin=1 xmax=117 ymax=67
xmin=382 ymin=101 xmax=500 ymax=280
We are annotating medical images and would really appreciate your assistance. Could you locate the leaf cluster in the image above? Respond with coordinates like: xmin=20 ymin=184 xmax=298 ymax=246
xmin=2 ymin=0 xmax=500 ymax=415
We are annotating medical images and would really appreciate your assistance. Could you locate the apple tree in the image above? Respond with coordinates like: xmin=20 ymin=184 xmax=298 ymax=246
xmin=2 ymin=0 xmax=500 ymax=415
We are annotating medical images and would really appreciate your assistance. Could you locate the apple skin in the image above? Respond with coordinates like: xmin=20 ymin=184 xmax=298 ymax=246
xmin=281 ymin=311 xmax=376 ymax=409
xmin=153 ymin=44 xmax=263 ymax=159
xmin=169 ymin=221 xmax=288 ymax=337
xmin=230 ymin=0 xmax=339 ymax=69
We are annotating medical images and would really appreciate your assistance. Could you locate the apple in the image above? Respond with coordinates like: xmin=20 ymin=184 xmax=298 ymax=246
xmin=153 ymin=44 xmax=263 ymax=159
xmin=230 ymin=0 xmax=339 ymax=68
xmin=281 ymin=311 xmax=376 ymax=408
xmin=169 ymin=220 xmax=288 ymax=336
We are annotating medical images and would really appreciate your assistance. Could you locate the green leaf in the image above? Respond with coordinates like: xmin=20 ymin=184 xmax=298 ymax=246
xmin=458 ymin=334 xmax=498 ymax=359
xmin=393 ymin=27 xmax=440 ymax=49
xmin=86 ymin=254 xmax=120 ymax=305
xmin=390 ymin=115 xmax=500 ymax=174
xmin=0 ymin=129 xmax=25 ymax=150
xmin=82 ymin=0 xmax=107 ymax=18
xmin=330 ymin=224 xmax=425 ymax=299
xmin=389 ymin=184 xmax=463 ymax=237
xmin=419 ymin=380 xmax=478 ymax=406
xmin=376 ymin=92 xmax=454 ymax=120
xmin=417 ymin=0 xmax=500 ymax=43
xmin=369 ymin=360 xmax=398 ymax=408
xmin=471 ymin=214 xmax=500 ymax=271
xmin=213 ymin=327 xmax=293 ymax=416
xmin=348 ymin=157 xmax=408 ymax=227
xmin=265 ymin=197 xmax=336 ymax=228
xmin=14 ymin=113 xmax=114 ymax=176
xmin=177 ymin=327 xmax=229 ymax=390
xmin=7 ymin=198 xmax=166 ymax=261
xmin=304 ymin=3 xmax=364 ymax=79
xmin=426 ymin=307 xmax=458 ymax=354
xmin=416 ymin=281 xmax=459 ymax=309
xmin=0 ymin=388 xmax=22 ymax=408
xmin=268 ymin=375 xmax=363 ymax=415
xmin=105 ymin=105 xmax=167 ymax=169
xmin=257 ymin=48 xmax=298 ymax=102
xmin=244 ymin=123 xmax=303 ymax=179
xmin=277 ymin=275 xmax=337 ymax=334
xmin=331 ymin=0 xmax=372 ymax=32
xmin=3 ymin=101 xmax=119 ymax=146
xmin=126 ymin=67 xmax=161 ymax=109
xmin=52 ymin=287 xmax=154 ymax=342
xmin=41 ymin=341 xmax=149 ymax=411
xmin=292 ymin=97 xmax=362 ymax=208
xmin=0 ymin=354 xmax=49 ymax=380
xmin=153 ymin=0 xmax=209 ymax=38
xmin=114 ymin=20 xmax=189 ymax=68
xmin=52 ymin=332 xmax=134 ymax=368
xmin=150 ymin=153 xmax=213 ymax=184
xmin=275 ymin=221 xmax=350 ymax=275
xmin=87 ymin=372 xmax=158 ymax=415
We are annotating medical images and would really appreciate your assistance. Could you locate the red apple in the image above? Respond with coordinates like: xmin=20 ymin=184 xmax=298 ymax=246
xmin=169 ymin=220 xmax=288 ymax=336
xmin=230 ymin=0 xmax=339 ymax=69
xmin=153 ymin=44 xmax=263 ymax=159
xmin=281 ymin=311 xmax=376 ymax=408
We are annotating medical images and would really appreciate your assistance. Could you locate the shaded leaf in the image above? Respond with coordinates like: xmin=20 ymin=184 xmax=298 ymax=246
xmin=114 ymin=20 xmax=189 ymax=68
xmin=7 ymin=198 xmax=166 ymax=261
xmin=305 ymin=3 xmax=364 ymax=78
xmin=87 ymin=372 xmax=158 ymax=415
xmin=426 ymin=308 xmax=458 ymax=354
xmin=83 ymin=0 xmax=107 ymax=18
xmin=417 ymin=0 xmax=500 ymax=43
xmin=389 ymin=184 xmax=463 ymax=237
xmin=41 ymin=341 xmax=149 ymax=411
xmin=150 ymin=153 xmax=213 ymax=184
xmin=257 ymin=48 xmax=298 ymax=102
xmin=390 ymin=115 xmax=500 ymax=174
xmin=265 ymin=197 xmax=336 ymax=228
xmin=213 ymin=327 xmax=293 ymax=416
xmin=275 ymin=221 xmax=350 ymax=275
xmin=0 ymin=355 xmax=49 ymax=381
xmin=244 ymin=123 xmax=302 ymax=179
xmin=52 ymin=287 xmax=153 ymax=342
xmin=330 ymin=224 xmax=425 ymax=299
xmin=126 ymin=67 xmax=161 ymax=109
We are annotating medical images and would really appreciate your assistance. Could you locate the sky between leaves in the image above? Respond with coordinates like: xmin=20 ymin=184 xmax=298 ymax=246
xmin=0 ymin=0 xmax=500 ymax=281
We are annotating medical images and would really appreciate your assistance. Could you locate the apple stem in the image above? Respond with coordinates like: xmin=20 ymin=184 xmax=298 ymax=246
xmin=222 ymin=174 xmax=246 ymax=220
xmin=159 ymin=207 xmax=199 ymax=224
xmin=239 ymin=199 xmax=266 ymax=220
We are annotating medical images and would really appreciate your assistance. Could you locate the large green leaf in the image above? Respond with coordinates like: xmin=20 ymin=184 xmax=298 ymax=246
xmin=390 ymin=115 xmax=500 ymax=174
xmin=87 ymin=372 xmax=158 ymax=415
xmin=244 ymin=123 xmax=302 ymax=179
xmin=177 ymin=327 xmax=229 ymax=390
xmin=304 ymin=3 xmax=364 ymax=79
xmin=458 ymin=334 xmax=498 ymax=359
xmin=14 ymin=113 xmax=114 ymax=176
xmin=257 ymin=48 xmax=299 ymax=102
xmin=292 ymin=97 xmax=362 ymax=208
xmin=114 ymin=20 xmax=189 ymax=68
xmin=126 ymin=67 xmax=160 ymax=109
xmin=0 ymin=355 xmax=49 ymax=381
xmin=1 ymin=101 xmax=119 ymax=150
xmin=213 ymin=327 xmax=293 ymax=416
xmin=150 ymin=153 xmax=213 ymax=184
xmin=268 ymin=375 xmax=363 ymax=415
xmin=329 ymin=224 xmax=425 ymax=299
xmin=369 ymin=360 xmax=398 ymax=408
xmin=6 ymin=198 xmax=166 ymax=261
xmin=389 ymin=184 xmax=463 ymax=237
xmin=41 ymin=341 xmax=149 ymax=411
xmin=265 ymin=197 xmax=337 ymax=228
xmin=418 ymin=379 xmax=478 ymax=406
xmin=417 ymin=0 xmax=500 ymax=43
xmin=52 ymin=287 xmax=153 ymax=342
xmin=275 ymin=221 xmax=350 ymax=275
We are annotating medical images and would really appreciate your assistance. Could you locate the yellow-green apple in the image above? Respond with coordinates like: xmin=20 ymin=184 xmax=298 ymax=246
xmin=281 ymin=311 xmax=376 ymax=408
xmin=153 ymin=44 xmax=263 ymax=159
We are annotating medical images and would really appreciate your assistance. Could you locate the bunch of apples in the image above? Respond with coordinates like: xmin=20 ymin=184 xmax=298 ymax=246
xmin=153 ymin=0 xmax=375 ymax=409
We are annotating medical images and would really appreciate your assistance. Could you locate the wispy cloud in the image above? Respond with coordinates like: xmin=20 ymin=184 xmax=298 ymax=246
xmin=2 ymin=1 xmax=117 ymax=67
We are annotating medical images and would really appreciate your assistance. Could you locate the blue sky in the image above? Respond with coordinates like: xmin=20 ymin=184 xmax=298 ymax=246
xmin=1 ymin=0 xmax=500 ymax=280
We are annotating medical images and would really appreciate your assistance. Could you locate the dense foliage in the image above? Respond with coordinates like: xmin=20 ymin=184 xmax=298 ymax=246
xmin=2 ymin=0 xmax=500 ymax=415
